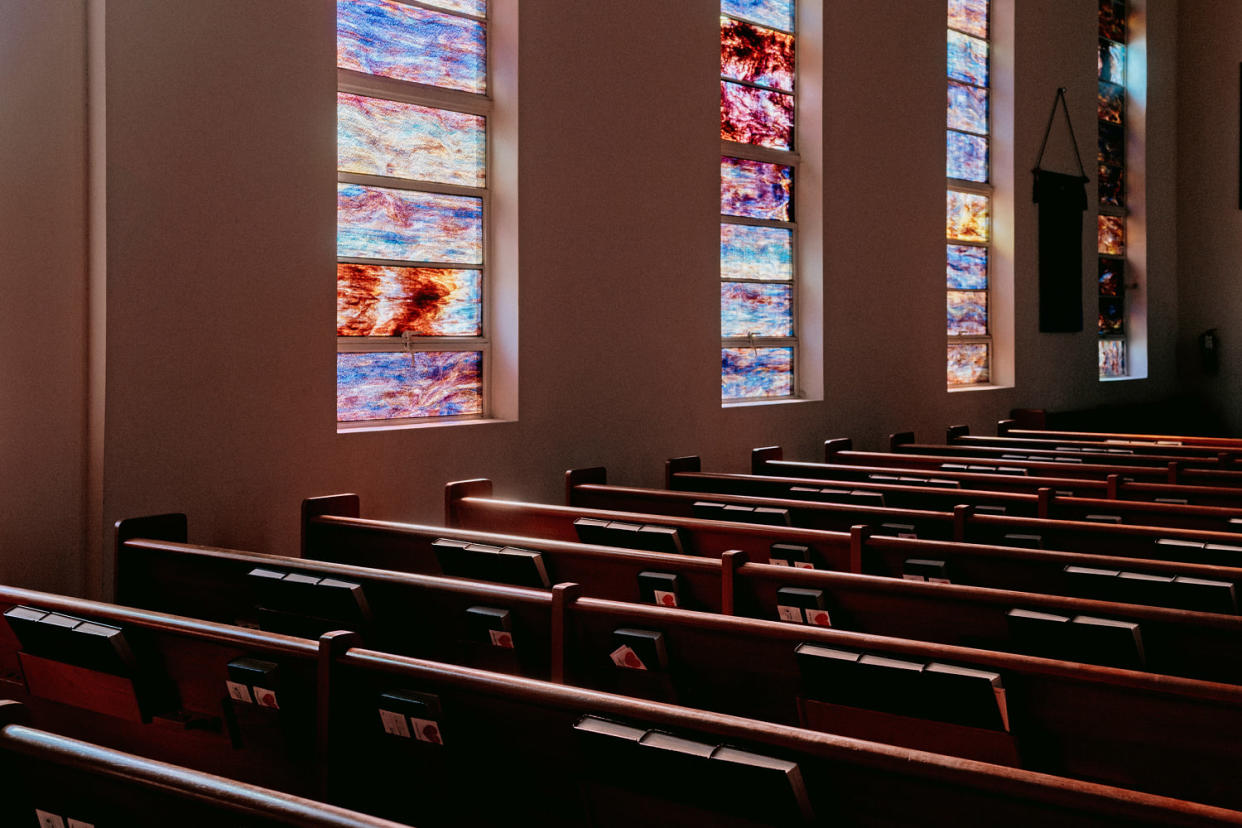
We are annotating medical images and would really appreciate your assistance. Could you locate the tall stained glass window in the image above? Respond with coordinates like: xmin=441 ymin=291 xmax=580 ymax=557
xmin=721 ymin=0 xmax=798 ymax=402
xmin=1098 ymin=0 xmax=1128 ymax=378
xmin=336 ymin=0 xmax=489 ymax=423
xmin=946 ymin=0 xmax=991 ymax=387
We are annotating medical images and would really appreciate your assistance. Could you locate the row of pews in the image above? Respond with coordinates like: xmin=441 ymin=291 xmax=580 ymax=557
xmin=11 ymin=419 xmax=1242 ymax=824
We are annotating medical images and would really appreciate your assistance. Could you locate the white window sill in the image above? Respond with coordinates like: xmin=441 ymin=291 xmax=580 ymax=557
xmin=338 ymin=417 xmax=517 ymax=435
xmin=948 ymin=384 xmax=1014 ymax=394
xmin=723 ymin=396 xmax=821 ymax=410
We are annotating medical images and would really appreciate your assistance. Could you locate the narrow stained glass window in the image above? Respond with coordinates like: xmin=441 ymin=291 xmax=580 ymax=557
xmin=1097 ymin=0 xmax=1128 ymax=377
xmin=946 ymin=0 xmax=991 ymax=385
xmin=722 ymin=347 xmax=794 ymax=400
xmin=337 ymin=0 xmax=486 ymax=94
xmin=337 ymin=0 xmax=491 ymax=423
xmin=337 ymin=351 xmax=483 ymax=422
xmin=721 ymin=1 xmax=797 ymax=402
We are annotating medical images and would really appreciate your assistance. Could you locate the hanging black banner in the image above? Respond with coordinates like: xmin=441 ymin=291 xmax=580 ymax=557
xmin=1033 ymin=88 xmax=1089 ymax=333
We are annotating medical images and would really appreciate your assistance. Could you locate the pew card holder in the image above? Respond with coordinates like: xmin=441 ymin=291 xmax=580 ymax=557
xmin=573 ymin=716 xmax=814 ymax=825
xmin=606 ymin=629 xmax=677 ymax=704
xmin=5 ymin=606 xmax=156 ymax=723
xmin=247 ymin=568 xmax=373 ymax=639
xmin=794 ymin=644 xmax=1018 ymax=767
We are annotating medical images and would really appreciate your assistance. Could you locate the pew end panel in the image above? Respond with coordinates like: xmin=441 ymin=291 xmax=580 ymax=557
xmin=889 ymin=431 xmax=917 ymax=451
xmin=565 ymin=466 xmax=608 ymax=505
xmin=823 ymin=438 xmax=852 ymax=462
xmin=948 ymin=424 xmax=972 ymax=442
xmin=665 ymin=455 xmax=702 ymax=489
xmin=300 ymin=495 xmax=360 ymax=557
xmin=998 ymin=418 xmax=1017 ymax=435
xmin=751 ymin=445 xmax=783 ymax=475
xmin=444 ymin=478 xmax=494 ymax=527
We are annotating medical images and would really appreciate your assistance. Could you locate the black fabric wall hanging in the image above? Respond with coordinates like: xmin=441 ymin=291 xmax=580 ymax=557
xmin=1033 ymin=87 xmax=1089 ymax=333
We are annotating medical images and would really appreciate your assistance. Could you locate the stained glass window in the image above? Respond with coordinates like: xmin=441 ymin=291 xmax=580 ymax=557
xmin=720 ymin=1 xmax=797 ymax=401
xmin=337 ymin=0 xmax=490 ymax=423
xmin=1098 ymin=0 xmax=1127 ymax=378
xmin=946 ymin=0 xmax=991 ymax=386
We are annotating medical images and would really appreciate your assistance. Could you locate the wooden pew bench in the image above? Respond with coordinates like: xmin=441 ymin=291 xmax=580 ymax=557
xmin=310 ymin=491 xmax=1242 ymax=615
xmin=565 ymin=467 xmax=1242 ymax=569
xmin=950 ymin=424 xmax=1242 ymax=463
xmin=109 ymin=525 xmax=1242 ymax=808
xmin=0 ymin=700 xmax=405 ymax=828
xmin=999 ymin=417 xmax=1242 ymax=449
xmin=669 ymin=455 xmax=1242 ymax=533
xmin=820 ymin=438 xmax=1242 ymax=487
xmin=893 ymin=430 xmax=1238 ymax=471
xmin=753 ymin=445 xmax=1242 ymax=509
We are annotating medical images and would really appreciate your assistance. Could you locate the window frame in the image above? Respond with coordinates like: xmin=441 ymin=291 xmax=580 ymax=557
xmin=946 ymin=2 xmax=994 ymax=389
xmin=336 ymin=0 xmax=494 ymax=427
xmin=720 ymin=4 xmax=801 ymax=405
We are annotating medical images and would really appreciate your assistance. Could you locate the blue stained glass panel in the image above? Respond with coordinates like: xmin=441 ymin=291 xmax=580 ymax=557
xmin=947 ymin=81 xmax=988 ymax=134
xmin=1099 ymin=81 xmax=1123 ymax=124
xmin=948 ymin=0 xmax=988 ymax=38
xmin=337 ymin=351 xmax=483 ymax=422
xmin=1098 ymin=163 xmax=1123 ymax=207
xmin=722 ymin=347 xmax=793 ymax=400
xmin=721 ymin=224 xmax=793 ymax=281
xmin=947 ymin=343 xmax=989 ymax=386
xmin=338 ymin=183 xmax=483 ymax=264
xmin=1099 ymin=298 xmax=1124 ymax=334
xmin=947 ymin=244 xmax=987 ymax=289
xmin=1099 ymin=121 xmax=1124 ymax=168
xmin=947 ymin=30 xmax=988 ymax=86
xmin=337 ymin=93 xmax=485 ymax=187
xmin=1099 ymin=258 xmax=1123 ymax=296
xmin=948 ymin=130 xmax=988 ymax=182
xmin=337 ymin=0 xmax=486 ymax=94
xmin=1099 ymin=39 xmax=1125 ymax=85
xmin=421 ymin=0 xmax=486 ymax=16
xmin=947 ymin=290 xmax=988 ymax=336
xmin=721 ymin=157 xmax=792 ymax=221
xmin=721 ymin=82 xmax=793 ymax=150
xmin=721 ymin=283 xmax=793 ymax=337
xmin=721 ymin=0 xmax=794 ymax=32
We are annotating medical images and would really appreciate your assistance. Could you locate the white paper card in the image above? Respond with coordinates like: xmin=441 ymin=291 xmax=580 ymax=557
xmin=489 ymin=629 xmax=515 ymax=649
xmin=794 ymin=561 xmax=814 ymax=570
xmin=610 ymin=644 xmax=646 ymax=670
xmin=806 ymin=609 xmax=832 ymax=627
xmin=411 ymin=717 xmax=444 ymax=745
xmin=379 ymin=709 xmax=411 ymax=738
xmin=35 ymin=811 xmax=65 ymax=828
xmin=777 ymin=605 xmax=804 ymax=624
xmin=225 ymin=681 xmax=253 ymax=704
xmin=253 ymin=686 xmax=280 ymax=710
xmin=652 ymin=590 xmax=678 ymax=608
xmin=67 ymin=820 xmax=95 ymax=828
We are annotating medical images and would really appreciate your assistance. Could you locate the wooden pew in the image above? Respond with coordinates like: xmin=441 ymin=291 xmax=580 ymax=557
xmin=823 ymin=437 xmax=1242 ymax=487
xmin=752 ymin=445 xmax=1242 ymax=509
xmin=0 ymin=701 xmax=406 ymax=828
xmin=103 ymin=532 xmax=1242 ymax=810
xmin=14 ymin=587 xmax=1242 ymax=825
xmin=129 ymin=521 xmax=1242 ymax=683
xmin=668 ymin=455 xmax=1242 ymax=533
xmin=1000 ymin=414 xmax=1242 ymax=449
xmin=565 ymin=467 xmax=1242 ymax=569
xmin=323 ymin=644 xmax=1242 ymax=827
xmin=308 ymin=490 xmax=1242 ymax=617
xmin=892 ymin=433 xmax=1236 ymax=472
xmin=951 ymin=424 xmax=1242 ymax=463
xmin=0 ymin=585 xmax=324 ymax=798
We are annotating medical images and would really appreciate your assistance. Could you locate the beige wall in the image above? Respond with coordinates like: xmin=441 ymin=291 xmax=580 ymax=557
xmin=1177 ymin=0 xmax=1242 ymax=430
xmin=0 ymin=0 xmax=88 ymax=593
xmin=2 ymin=0 xmax=1188 ymax=595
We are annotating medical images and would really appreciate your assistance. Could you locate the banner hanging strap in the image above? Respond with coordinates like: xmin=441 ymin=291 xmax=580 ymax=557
xmin=1033 ymin=87 xmax=1088 ymax=179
